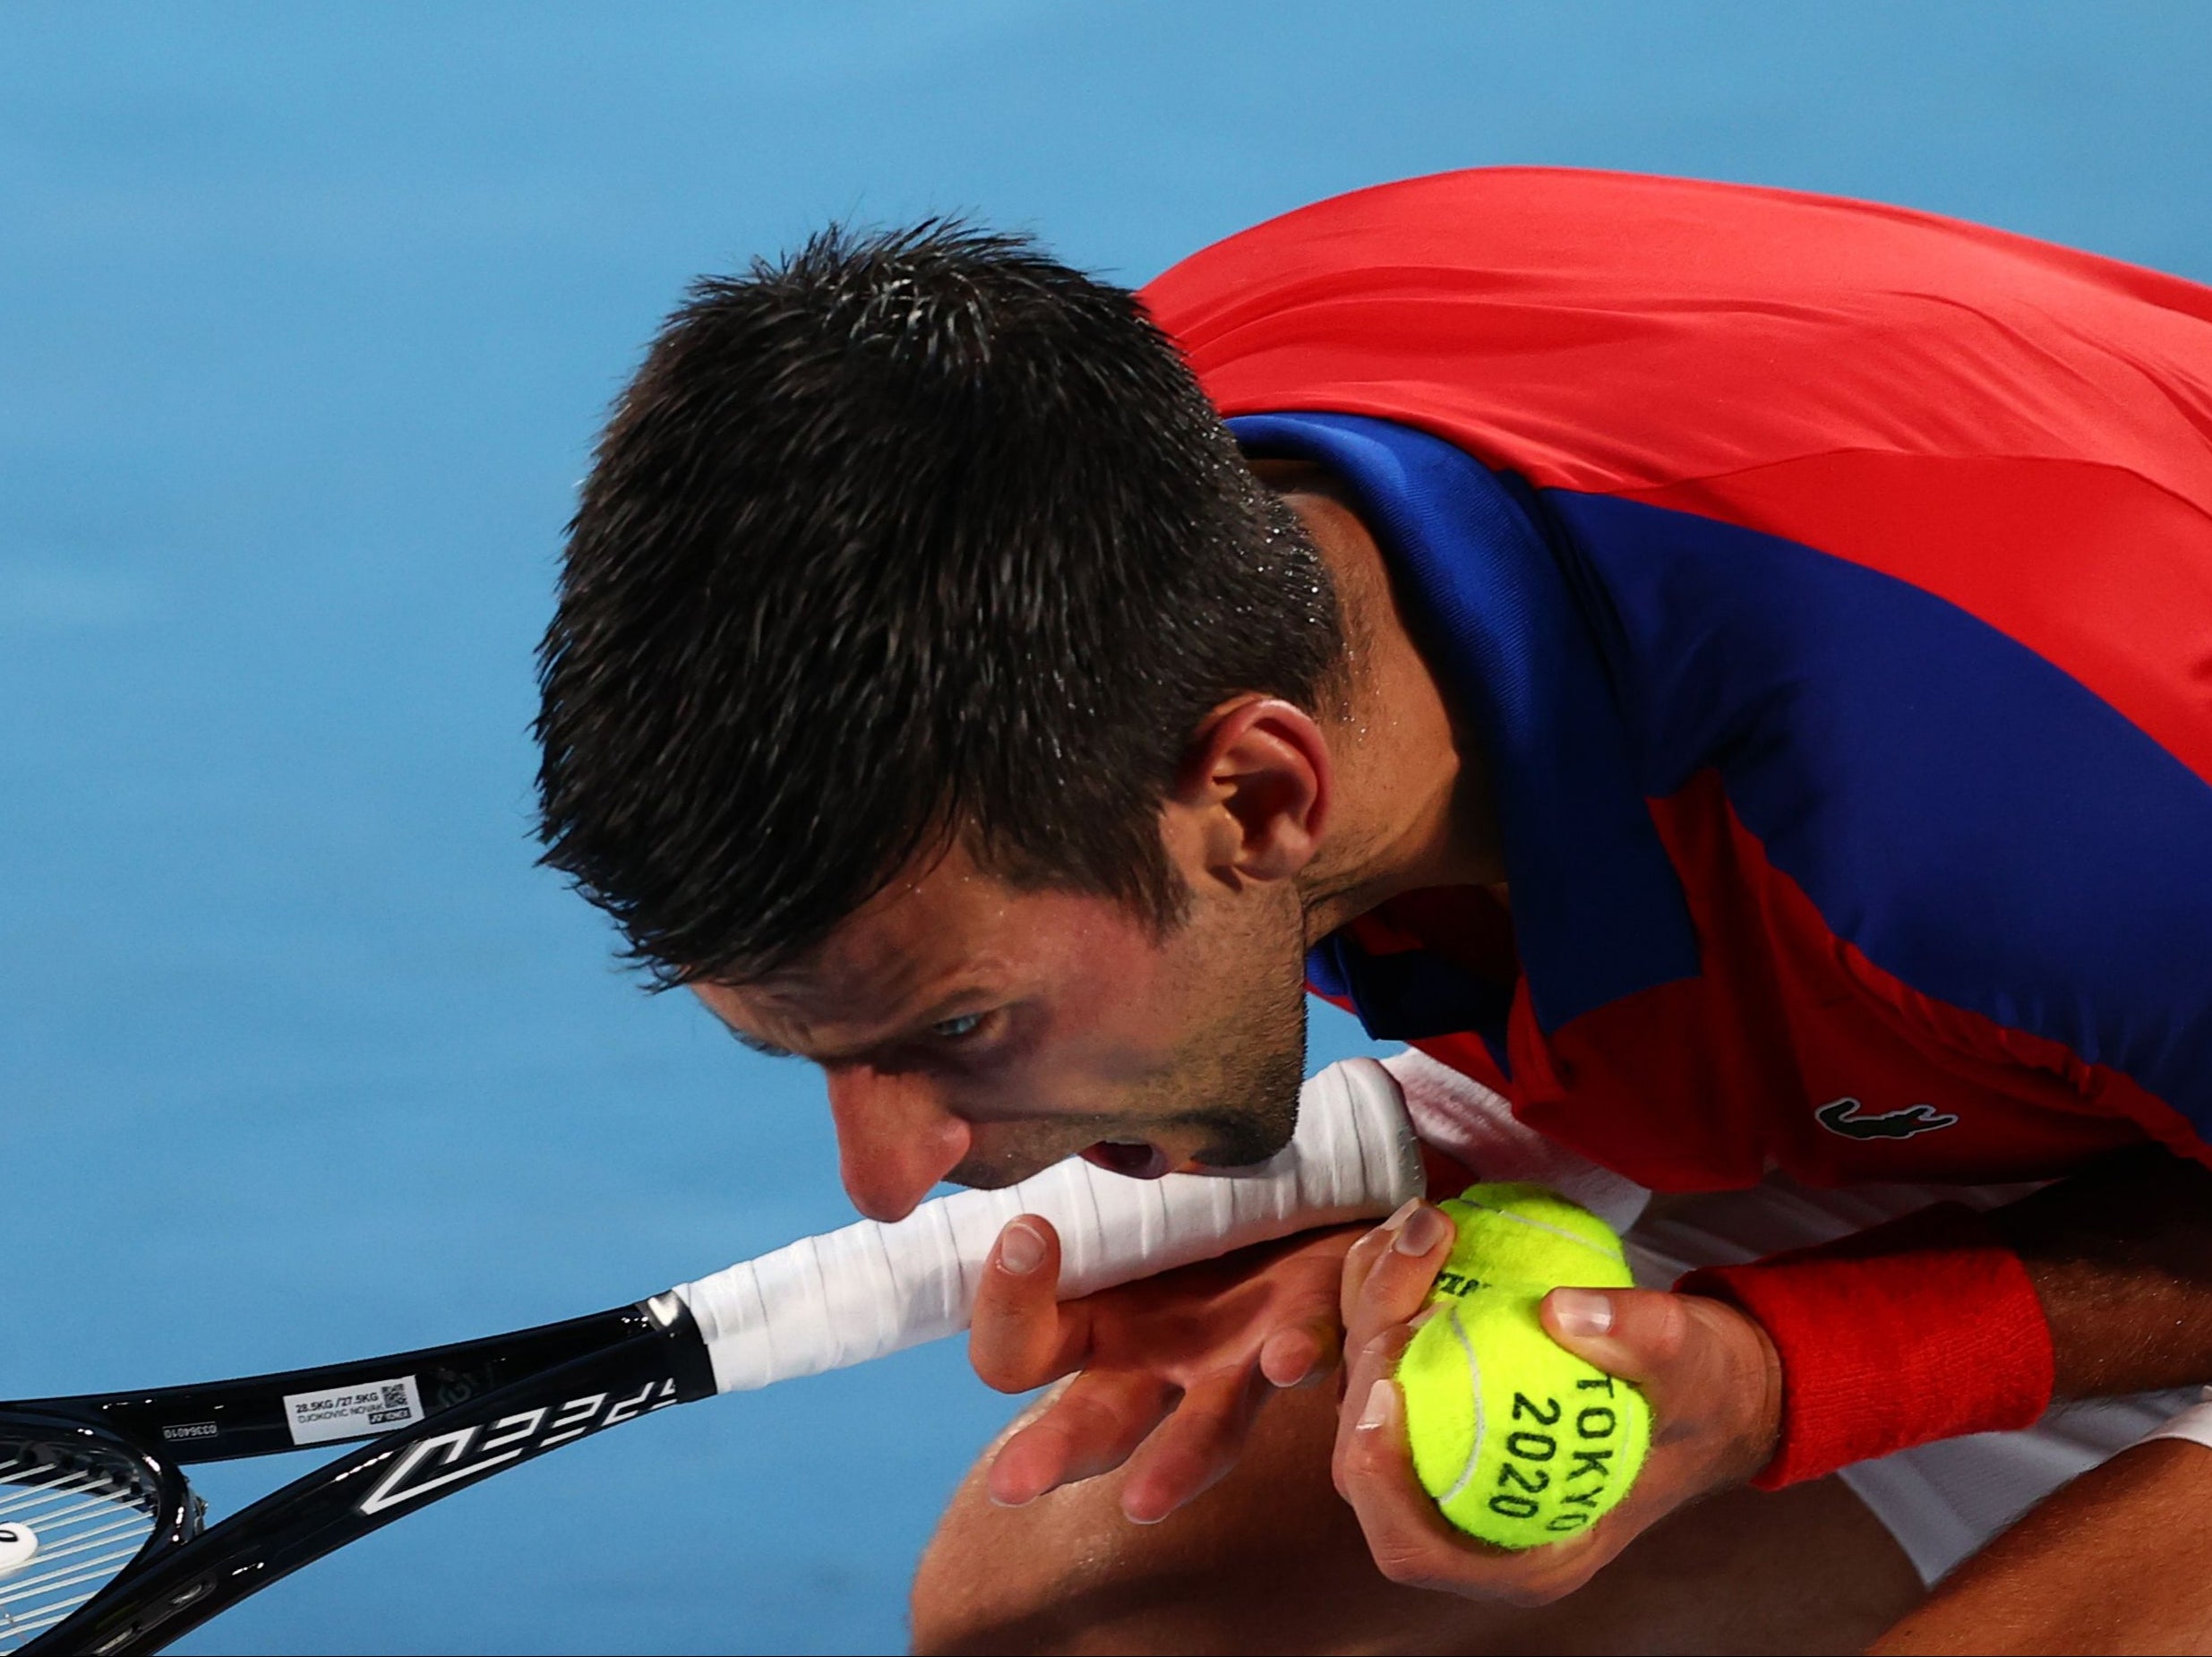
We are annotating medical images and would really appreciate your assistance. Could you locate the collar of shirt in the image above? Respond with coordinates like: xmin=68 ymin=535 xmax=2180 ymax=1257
xmin=1230 ymin=410 xmax=1701 ymax=1046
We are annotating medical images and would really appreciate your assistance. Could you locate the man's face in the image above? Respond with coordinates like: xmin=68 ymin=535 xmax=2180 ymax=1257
xmin=691 ymin=840 xmax=1309 ymax=1223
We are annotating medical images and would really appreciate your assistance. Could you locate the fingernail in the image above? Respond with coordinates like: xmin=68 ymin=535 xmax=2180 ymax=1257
xmin=1357 ymin=1378 xmax=1396 ymax=1430
xmin=1550 ymin=1287 xmax=1614 ymax=1337
xmin=1381 ymin=1196 xmax=1422 ymax=1232
xmin=999 ymin=1221 xmax=1044 ymax=1275
xmin=1395 ymin=1204 xmax=1451 ymax=1257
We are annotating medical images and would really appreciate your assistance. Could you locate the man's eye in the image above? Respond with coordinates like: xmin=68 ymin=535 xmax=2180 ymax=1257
xmin=929 ymin=1012 xmax=986 ymax=1041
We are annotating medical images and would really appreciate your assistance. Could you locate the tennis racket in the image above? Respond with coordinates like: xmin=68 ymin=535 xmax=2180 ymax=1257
xmin=0 ymin=1058 xmax=1418 ymax=1654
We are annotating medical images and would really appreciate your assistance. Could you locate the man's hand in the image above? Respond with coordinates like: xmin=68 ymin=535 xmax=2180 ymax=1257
xmin=1331 ymin=1201 xmax=1783 ymax=1605
xmin=967 ymin=1215 xmax=1364 ymax=1524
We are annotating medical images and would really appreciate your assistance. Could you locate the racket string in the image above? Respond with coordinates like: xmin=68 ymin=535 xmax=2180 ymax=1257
xmin=0 ymin=1466 xmax=132 ymax=1519
xmin=0 ymin=1511 xmax=153 ymax=1578
xmin=0 ymin=1443 xmax=163 ymax=1654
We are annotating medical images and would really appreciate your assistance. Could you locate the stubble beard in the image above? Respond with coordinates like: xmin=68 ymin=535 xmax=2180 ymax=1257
xmin=1135 ymin=897 xmax=1313 ymax=1169
xmin=1172 ymin=963 xmax=1308 ymax=1168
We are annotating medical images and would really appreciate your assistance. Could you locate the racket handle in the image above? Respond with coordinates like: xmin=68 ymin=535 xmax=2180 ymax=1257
xmin=673 ymin=1056 xmax=1420 ymax=1394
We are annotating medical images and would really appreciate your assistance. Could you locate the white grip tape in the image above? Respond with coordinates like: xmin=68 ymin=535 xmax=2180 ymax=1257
xmin=673 ymin=1056 xmax=1421 ymax=1394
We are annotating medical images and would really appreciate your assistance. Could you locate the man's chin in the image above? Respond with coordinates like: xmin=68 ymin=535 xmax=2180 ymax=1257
xmin=1185 ymin=1103 xmax=1299 ymax=1172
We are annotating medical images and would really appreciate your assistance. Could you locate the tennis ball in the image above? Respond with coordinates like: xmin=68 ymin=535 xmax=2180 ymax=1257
xmin=1394 ymin=1183 xmax=1650 ymax=1549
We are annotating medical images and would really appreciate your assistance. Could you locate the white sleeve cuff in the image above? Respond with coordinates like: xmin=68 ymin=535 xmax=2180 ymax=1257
xmin=1381 ymin=1046 xmax=1650 ymax=1235
xmin=2139 ymin=1387 xmax=2212 ymax=1452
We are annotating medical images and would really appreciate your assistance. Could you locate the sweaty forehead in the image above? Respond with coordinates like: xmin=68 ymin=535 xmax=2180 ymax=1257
xmin=797 ymin=843 xmax=1022 ymax=987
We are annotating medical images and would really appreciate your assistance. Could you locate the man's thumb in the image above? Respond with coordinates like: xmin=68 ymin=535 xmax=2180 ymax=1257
xmin=968 ymin=1215 xmax=1072 ymax=1392
xmin=1538 ymin=1285 xmax=1695 ymax=1387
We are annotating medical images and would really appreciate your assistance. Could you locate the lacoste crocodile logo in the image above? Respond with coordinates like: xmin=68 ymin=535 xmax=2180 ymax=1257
xmin=1814 ymin=1097 xmax=1960 ymax=1140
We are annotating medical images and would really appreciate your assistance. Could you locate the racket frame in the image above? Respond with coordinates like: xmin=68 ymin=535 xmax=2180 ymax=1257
xmin=0 ymin=1412 xmax=199 ymax=1652
xmin=5 ymin=1293 xmax=716 ymax=1655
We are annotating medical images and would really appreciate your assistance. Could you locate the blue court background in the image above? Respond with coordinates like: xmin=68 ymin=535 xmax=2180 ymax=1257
xmin=4 ymin=4 xmax=2210 ymax=1650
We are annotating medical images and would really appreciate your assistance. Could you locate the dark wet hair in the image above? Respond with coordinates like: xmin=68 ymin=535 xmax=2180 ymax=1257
xmin=535 ymin=221 xmax=1342 ymax=983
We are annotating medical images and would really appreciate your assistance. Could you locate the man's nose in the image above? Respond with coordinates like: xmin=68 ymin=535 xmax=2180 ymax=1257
xmin=824 ymin=1068 xmax=974 ymax=1222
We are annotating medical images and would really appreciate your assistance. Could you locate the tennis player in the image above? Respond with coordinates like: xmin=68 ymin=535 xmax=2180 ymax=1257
xmin=532 ymin=170 xmax=2212 ymax=1652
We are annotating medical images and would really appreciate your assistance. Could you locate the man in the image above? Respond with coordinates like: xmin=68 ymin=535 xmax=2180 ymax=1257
xmin=533 ymin=170 xmax=2212 ymax=1651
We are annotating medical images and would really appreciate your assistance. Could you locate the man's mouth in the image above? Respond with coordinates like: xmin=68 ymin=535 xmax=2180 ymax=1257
xmin=1079 ymin=1140 xmax=1172 ymax=1180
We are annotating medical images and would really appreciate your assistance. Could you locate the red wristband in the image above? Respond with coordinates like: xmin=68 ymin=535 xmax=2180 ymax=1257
xmin=1678 ymin=1203 xmax=2055 ymax=1490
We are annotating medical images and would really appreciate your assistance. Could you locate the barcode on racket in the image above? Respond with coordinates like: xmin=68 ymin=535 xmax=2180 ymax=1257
xmin=282 ymin=1374 xmax=425 ymax=1445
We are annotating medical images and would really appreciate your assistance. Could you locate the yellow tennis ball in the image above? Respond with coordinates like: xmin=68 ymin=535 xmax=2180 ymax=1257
xmin=1394 ymin=1183 xmax=1650 ymax=1549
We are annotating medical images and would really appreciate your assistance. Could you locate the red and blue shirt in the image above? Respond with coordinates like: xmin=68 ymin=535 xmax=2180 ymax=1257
xmin=1142 ymin=168 xmax=2212 ymax=1196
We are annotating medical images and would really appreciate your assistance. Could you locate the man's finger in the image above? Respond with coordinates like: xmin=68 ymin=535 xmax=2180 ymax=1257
xmin=1258 ymin=1315 xmax=1341 ymax=1388
xmin=985 ymin=1367 xmax=1176 ymax=1507
xmin=1342 ymin=1200 xmax=1453 ymax=1356
xmin=968 ymin=1216 xmax=1085 ymax=1392
xmin=1336 ymin=1376 xmax=1506 ymax=1593
xmin=1333 ymin=1320 xmax=1414 ymax=1493
xmin=1337 ymin=1376 xmax=1609 ymax=1607
xmin=1339 ymin=1200 xmax=1419 ymax=1326
xmin=1116 ymin=1366 xmax=1274 ymax=1524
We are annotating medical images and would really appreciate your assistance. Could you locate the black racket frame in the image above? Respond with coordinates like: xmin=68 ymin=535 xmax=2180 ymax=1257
xmin=3 ymin=1294 xmax=716 ymax=1655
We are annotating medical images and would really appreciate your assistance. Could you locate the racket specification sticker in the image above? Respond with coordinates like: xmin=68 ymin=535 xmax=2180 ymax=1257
xmin=283 ymin=1375 xmax=426 ymax=1446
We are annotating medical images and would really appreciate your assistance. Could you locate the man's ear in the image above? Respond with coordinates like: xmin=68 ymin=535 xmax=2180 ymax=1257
xmin=1162 ymin=695 xmax=1333 ymax=889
